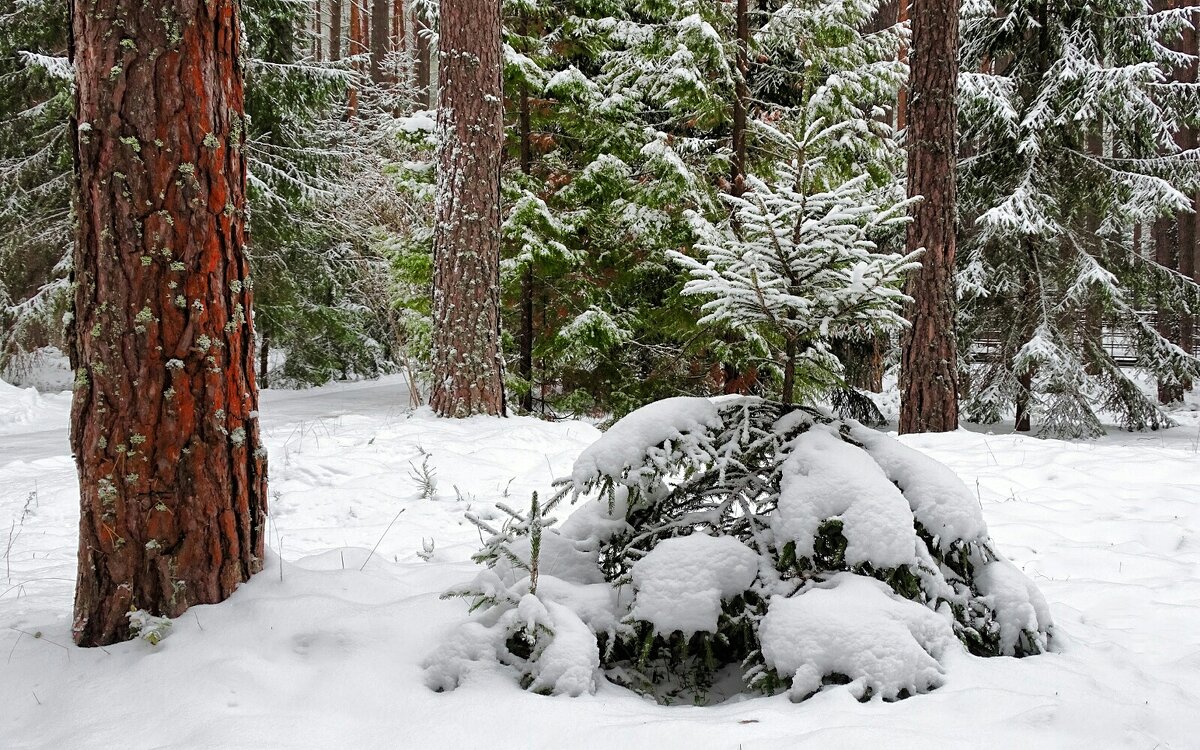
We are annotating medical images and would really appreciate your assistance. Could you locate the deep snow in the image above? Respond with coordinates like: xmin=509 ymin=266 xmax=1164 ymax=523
xmin=2 ymin=375 xmax=1199 ymax=749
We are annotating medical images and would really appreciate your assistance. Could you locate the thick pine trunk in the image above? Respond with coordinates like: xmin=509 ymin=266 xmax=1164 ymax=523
xmin=898 ymin=0 xmax=959 ymax=434
xmin=430 ymin=0 xmax=505 ymax=417
xmin=68 ymin=0 xmax=267 ymax=646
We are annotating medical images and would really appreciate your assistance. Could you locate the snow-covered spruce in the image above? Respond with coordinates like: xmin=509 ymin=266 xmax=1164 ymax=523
xmin=427 ymin=397 xmax=1053 ymax=703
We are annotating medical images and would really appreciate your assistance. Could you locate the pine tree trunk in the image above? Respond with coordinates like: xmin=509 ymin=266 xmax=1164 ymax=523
xmin=414 ymin=4 xmax=432 ymax=108
xmin=730 ymin=0 xmax=748 ymax=194
xmin=1014 ymin=369 xmax=1033 ymax=432
xmin=782 ymin=338 xmax=796 ymax=405
xmin=392 ymin=0 xmax=405 ymax=53
xmin=68 ymin=0 xmax=267 ymax=647
xmin=895 ymin=0 xmax=908 ymax=131
xmin=430 ymin=0 xmax=505 ymax=417
xmin=518 ymin=77 xmax=535 ymax=413
xmin=314 ymin=0 xmax=324 ymax=60
xmin=348 ymin=0 xmax=363 ymax=113
xmin=1155 ymin=215 xmax=1185 ymax=404
xmin=330 ymin=0 xmax=342 ymax=61
xmin=259 ymin=332 xmax=270 ymax=388
xmin=898 ymin=0 xmax=959 ymax=434
xmin=370 ymin=0 xmax=389 ymax=83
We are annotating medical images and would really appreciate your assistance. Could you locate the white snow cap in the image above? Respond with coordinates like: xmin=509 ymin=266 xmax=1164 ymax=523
xmin=849 ymin=424 xmax=988 ymax=547
xmin=774 ymin=426 xmax=918 ymax=568
xmin=975 ymin=558 xmax=1054 ymax=655
xmin=760 ymin=573 xmax=957 ymax=702
xmin=630 ymin=533 xmax=759 ymax=636
xmin=571 ymin=396 xmax=721 ymax=487
xmin=518 ymin=596 xmax=602 ymax=697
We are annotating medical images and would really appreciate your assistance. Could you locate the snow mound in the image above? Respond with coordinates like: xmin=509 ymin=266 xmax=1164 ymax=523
xmin=760 ymin=574 xmax=956 ymax=702
xmin=774 ymin=426 xmax=917 ymax=568
xmin=520 ymin=597 xmax=602 ymax=697
xmin=849 ymin=424 xmax=988 ymax=546
xmin=975 ymin=558 xmax=1054 ymax=655
xmin=571 ymin=396 xmax=720 ymax=487
xmin=424 ymin=592 xmax=602 ymax=697
xmin=630 ymin=533 xmax=759 ymax=636
xmin=0 ymin=377 xmax=70 ymax=435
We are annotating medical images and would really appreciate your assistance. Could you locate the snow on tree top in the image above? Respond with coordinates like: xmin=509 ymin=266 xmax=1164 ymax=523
xmin=775 ymin=426 xmax=918 ymax=568
xmin=570 ymin=396 xmax=721 ymax=488
xmin=847 ymin=424 xmax=988 ymax=547
xmin=629 ymin=533 xmax=759 ymax=636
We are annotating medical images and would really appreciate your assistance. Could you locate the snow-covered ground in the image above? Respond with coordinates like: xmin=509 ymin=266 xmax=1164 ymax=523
xmin=2 ymin=376 xmax=1198 ymax=749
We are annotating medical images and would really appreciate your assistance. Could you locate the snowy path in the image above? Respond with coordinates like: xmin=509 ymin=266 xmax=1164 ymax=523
xmin=2 ymin=380 xmax=1199 ymax=749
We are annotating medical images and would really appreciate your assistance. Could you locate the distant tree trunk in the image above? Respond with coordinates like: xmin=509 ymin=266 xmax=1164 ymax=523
xmin=68 ymin=0 xmax=267 ymax=647
xmin=782 ymin=338 xmax=797 ymax=406
xmin=414 ymin=4 xmax=432 ymax=108
xmin=730 ymin=0 xmax=748 ymax=194
xmin=1155 ymin=215 xmax=1185 ymax=404
xmin=259 ymin=332 xmax=270 ymax=388
xmin=898 ymin=0 xmax=959 ymax=434
xmin=1014 ymin=369 xmax=1033 ymax=432
xmin=895 ymin=0 xmax=909 ymax=131
xmin=430 ymin=0 xmax=505 ymax=417
xmin=330 ymin=0 xmax=343 ymax=60
xmin=392 ymin=0 xmax=406 ymax=53
xmin=348 ymin=0 xmax=363 ymax=112
xmin=518 ymin=75 xmax=535 ymax=413
xmin=370 ymin=0 xmax=389 ymax=82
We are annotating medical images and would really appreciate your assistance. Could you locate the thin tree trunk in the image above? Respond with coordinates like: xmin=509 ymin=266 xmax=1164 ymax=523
xmin=896 ymin=0 xmax=909 ymax=131
xmin=414 ymin=3 xmax=432 ymax=108
xmin=431 ymin=0 xmax=505 ymax=417
xmin=518 ymin=76 xmax=535 ymax=413
xmin=392 ymin=0 xmax=405 ymax=53
xmin=371 ymin=0 xmax=389 ymax=82
xmin=314 ymin=0 xmax=324 ymax=60
xmin=259 ymin=332 xmax=270 ymax=388
xmin=348 ymin=0 xmax=363 ymax=113
xmin=730 ymin=0 xmax=749 ymax=195
xmin=68 ymin=0 xmax=267 ymax=647
xmin=782 ymin=338 xmax=796 ymax=406
xmin=330 ymin=0 xmax=342 ymax=61
xmin=898 ymin=0 xmax=959 ymax=434
xmin=1014 ymin=369 xmax=1033 ymax=432
xmin=1155 ymin=215 xmax=1184 ymax=403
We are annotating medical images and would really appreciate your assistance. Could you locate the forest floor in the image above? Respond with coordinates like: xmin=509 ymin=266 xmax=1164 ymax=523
xmin=1 ymin=375 xmax=1198 ymax=749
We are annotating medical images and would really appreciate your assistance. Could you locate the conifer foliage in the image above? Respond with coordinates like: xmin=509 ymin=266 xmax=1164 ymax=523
xmin=429 ymin=397 xmax=1054 ymax=702
xmin=957 ymin=0 xmax=1200 ymax=436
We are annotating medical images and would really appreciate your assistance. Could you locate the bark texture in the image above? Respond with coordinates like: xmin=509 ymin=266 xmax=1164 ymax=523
xmin=730 ymin=0 xmax=749 ymax=195
xmin=69 ymin=0 xmax=267 ymax=646
xmin=898 ymin=0 xmax=960 ymax=434
xmin=430 ymin=0 xmax=505 ymax=417
xmin=518 ymin=76 xmax=535 ymax=413
xmin=370 ymin=0 xmax=389 ymax=82
xmin=414 ymin=5 xmax=431 ymax=108
xmin=330 ymin=0 xmax=343 ymax=60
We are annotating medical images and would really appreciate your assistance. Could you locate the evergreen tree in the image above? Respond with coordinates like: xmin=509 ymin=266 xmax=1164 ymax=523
xmin=673 ymin=0 xmax=913 ymax=409
xmin=958 ymin=0 xmax=1200 ymax=437
xmin=0 ymin=0 xmax=403 ymax=387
